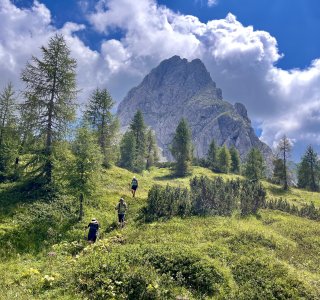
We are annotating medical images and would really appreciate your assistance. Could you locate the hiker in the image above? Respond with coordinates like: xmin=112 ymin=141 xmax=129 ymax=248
xmin=87 ymin=218 xmax=99 ymax=243
xmin=131 ymin=176 xmax=138 ymax=197
xmin=115 ymin=198 xmax=127 ymax=228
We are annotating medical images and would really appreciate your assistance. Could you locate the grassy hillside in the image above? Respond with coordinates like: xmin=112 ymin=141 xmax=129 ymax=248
xmin=0 ymin=166 xmax=319 ymax=299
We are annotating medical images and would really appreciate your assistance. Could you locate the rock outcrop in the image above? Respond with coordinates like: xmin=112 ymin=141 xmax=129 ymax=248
xmin=117 ymin=55 xmax=273 ymax=166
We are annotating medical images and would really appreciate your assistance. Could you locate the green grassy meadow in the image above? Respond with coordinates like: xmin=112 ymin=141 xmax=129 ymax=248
xmin=0 ymin=166 xmax=319 ymax=299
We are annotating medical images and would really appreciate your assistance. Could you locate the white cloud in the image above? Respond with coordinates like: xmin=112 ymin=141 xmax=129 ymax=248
xmin=1 ymin=0 xmax=320 ymax=158
xmin=208 ymin=0 xmax=218 ymax=7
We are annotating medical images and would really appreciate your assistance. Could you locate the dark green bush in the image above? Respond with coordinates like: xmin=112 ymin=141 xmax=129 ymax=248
xmin=266 ymin=197 xmax=320 ymax=221
xmin=144 ymin=184 xmax=191 ymax=221
xmin=144 ymin=177 xmax=267 ymax=221
xmin=190 ymin=176 xmax=240 ymax=216
xmin=240 ymin=180 xmax=266 ymax=216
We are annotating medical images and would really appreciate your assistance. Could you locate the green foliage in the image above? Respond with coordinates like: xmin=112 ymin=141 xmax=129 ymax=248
xmin=146 ymin=129 xmax=159 ymax=170
xmin=274 ymin=135 xmax=292 ymax=190
xmin=130 ymin=110 xmax=147 ymax=172
xmin=266 ymin=197 xmax=320 ymax=221
xmin=170 ymin=118 xmax=193 ymax=177
xmin=119 ymin=131 xmax=136 ymax=170
xmin=144 ymin=185 xmax=191 ymax=221
xmin=229 ymin=146 xmax=241 ymax=174
xmin=190 ymin=176 xmax=240 ymax=216
xmin=217 ymin=145 xmax=231 ymax=173
xmin=145 ymin=176 xmax=266 ymax=219
xmin=0 ymin=195 xmax=78 ymax=257
xmin=240 ymin=180 xmax=266 ymax=216
xmin=0 ymin=83 xmax=19 ymax=181
xmin=21 ymin=34 xmax=77 ymax=187
xmin=207 ymin=139 xmax=218 ymax=171
xmin=298 ymin=145 xmax=320 ymax=191
xmin=70 ymin=125 xmax=103 ymax=220
xmin=232 ymin=255 xmax=314 ymax=299
xmin=85 ymin=88 xmax=119 ymax=168
xmin=243 ymin=148 xmax=265 ymax=180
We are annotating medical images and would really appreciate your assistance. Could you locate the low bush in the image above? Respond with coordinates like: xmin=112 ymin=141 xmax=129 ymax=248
xmin=143 ymin=184 xmax=191 ymax=222
xmin=144 ymin=176 xmax=266 ymax=220
xmin=190 ymin=176 xmax=240 ymax=216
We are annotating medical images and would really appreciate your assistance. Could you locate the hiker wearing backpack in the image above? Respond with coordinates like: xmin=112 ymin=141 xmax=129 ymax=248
xmin=131 ymin=176 xmax=138 ymax=197
xmin=87 ymin=218 xmax=99 ymax=243
xmin=115 ymin=198 xmax=127 ymax=228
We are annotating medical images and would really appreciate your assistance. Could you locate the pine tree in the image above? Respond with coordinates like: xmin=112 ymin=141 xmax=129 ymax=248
xmin=275 ymin=135 xmax=292 ymax=190
xmin=170 ymin=118 xmax=193 ymax=177
xmin=0 ymin=83 xmax=19 ymax=180
xmin=243 ymin=148 xmax=265 ymax=181
xmin=85 ymin=88 xmax=119 ymax=168
xmin=217 ymin=145 xmax=231 ymax=173
xmin=298 ymin=145 xmax=320 ymax=191
xmin=71 ymin=125 xmax=103 ymax=221
xmin=207 ymin=139 xmax=218 ymax=171
xmin=21 ymin=34 xmax=77 ymax=186
xmin=119 ymin=131 xmax=136 ymax=171
xmin=130 ymin=110 xmax=147 ymax=172
xmin=229 ymin=146 xmax=241 ymax=174
xmin=146 ymin=129 xmax=159 ymax=170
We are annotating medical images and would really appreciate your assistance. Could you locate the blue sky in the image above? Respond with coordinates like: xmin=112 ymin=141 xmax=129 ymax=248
xmin=14 ymin=0 xmax=320 ymax=70
xmin=2 ymin=0 xmax=320 ymax=160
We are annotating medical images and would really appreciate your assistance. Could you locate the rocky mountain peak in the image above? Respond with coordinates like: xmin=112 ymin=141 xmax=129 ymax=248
xmin=117 ymin=56 xmax=272 ymax=167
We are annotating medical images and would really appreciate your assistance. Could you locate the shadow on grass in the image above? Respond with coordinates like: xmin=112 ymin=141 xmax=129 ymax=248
xmin=0 ymin=179 xmax=53 ymax=218
xmin=268 ymin=185 xmax=290 ymax=196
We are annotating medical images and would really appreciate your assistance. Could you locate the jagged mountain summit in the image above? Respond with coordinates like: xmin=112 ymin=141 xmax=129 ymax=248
xmin=117 ymin=55 xmax=272 ymax=164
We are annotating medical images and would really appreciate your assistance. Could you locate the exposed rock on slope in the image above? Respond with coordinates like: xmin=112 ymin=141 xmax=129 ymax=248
xmin=117 ymin=55 xmax=273 ymax=165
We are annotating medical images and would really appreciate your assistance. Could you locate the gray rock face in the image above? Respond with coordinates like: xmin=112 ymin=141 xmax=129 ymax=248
xmin=117 ymin=55 xmax=273 ymax=167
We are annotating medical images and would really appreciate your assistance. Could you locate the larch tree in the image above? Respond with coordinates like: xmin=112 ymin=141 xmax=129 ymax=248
xmin=85 ymin=88 xmax=119 ymax=168
xmin=21 ymin=34 xmax=77 ymax=186
xmin=275 ymin=135 xmax=292 ymax=190
xmin=0 ymin=83 xmax=19 ymax=180
xmin=71 ymin=125 xmax=103 ymax=221
xmin=170 ymin=118 xmax=193 ymax=177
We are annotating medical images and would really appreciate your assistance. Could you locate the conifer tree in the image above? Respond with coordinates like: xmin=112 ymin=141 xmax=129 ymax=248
xmin=217 ymin=145 xmax=231 ymax=173
xmin=130 ymin=110 xmax=147 ymax=172
xmin=170 ymin=118 xmax=193 ymax=176
xmin=0 ymin=83 xmax=19 ymax=180
xmin=243 ymin=148 xmax=265 ymax=181
xmin=71 ymin=125 xmax=103 ymax=221
xmin=146 ymin=129 xmax=159 ymax=170
xmin=229 ymin=146 xmax=241 ymax=174
xmin=275 ymin=135 xmax=292 ymax=190
xmin=119 ymin=131 xmax=136 ymax=171
xmin=85 ymin=88 xmax=119 ymax=167
xmin=207 ymin=139 xmax=218 ymax=171
xmin=21 ymin=34 xmax=77 ymax=186
xmin=298 ymin=145 xmax=320 ymax=191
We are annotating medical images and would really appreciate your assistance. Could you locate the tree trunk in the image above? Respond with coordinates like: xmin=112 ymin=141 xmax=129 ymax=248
xmin=79 ymin=193 xmax=84 ymax=221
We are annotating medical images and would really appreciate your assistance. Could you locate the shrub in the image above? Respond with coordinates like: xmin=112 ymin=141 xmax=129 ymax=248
xmin=144 ymin=184 xmax=191 ymax=222
xmin=190 ymin=176 xmax=240 ymax=216
xmin=240 ymin=180 xmax=266 ymax=216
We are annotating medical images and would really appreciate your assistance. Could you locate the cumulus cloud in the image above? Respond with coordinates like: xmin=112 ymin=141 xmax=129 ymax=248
xmin=1 ymin=0 xmax=320 ymax=159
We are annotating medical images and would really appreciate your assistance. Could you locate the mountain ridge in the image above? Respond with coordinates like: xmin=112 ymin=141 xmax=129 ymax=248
xmin=117 ymin=55 xmax=273 ymax=166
